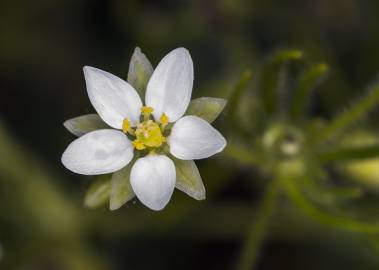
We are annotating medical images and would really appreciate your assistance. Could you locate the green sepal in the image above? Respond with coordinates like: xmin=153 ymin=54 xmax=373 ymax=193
xmin=63 ymin=114 xmax=109 ymax=137
xmin=127 ymin=47 xmax=154 ymax=99
xmin=109 ymin=162 xmax=135 ymax=211
xmin=172 ymin=157 xmax=205 ymax=200
xmin=84 ymin=174 xmax=112 ymax=209
xmin=185 ymin=97 xmax=227 ymax=123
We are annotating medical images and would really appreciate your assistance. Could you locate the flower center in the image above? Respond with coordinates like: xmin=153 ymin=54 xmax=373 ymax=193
xmin=135 ymin=120 xmax=165 ymax=148
xmin=122 ymin=106 xmax=169 ymax=151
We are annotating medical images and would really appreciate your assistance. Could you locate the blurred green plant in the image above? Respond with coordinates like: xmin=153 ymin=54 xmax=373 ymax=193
xmin=222 ymin=49 xmax=379 ymax=270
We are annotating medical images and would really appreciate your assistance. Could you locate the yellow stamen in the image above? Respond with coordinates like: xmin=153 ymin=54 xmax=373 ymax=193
xmin=159 ymin=113 xmax=169 ymax=132
xmin=141 ymin=106 xmax=154 ymax=114
xmin=132 ymin=139 xmax=146 ymax=150
xmin=141 ymin=106 xmax=154 ymax=121
xmin=160 ymin=113 xmax=169 ymax=125
xmin=122 ymin=119 xmax=131 ymax=133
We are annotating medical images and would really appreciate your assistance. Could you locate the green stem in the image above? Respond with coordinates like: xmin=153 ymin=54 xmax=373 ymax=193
xmin=236 ymin=177 xmax=282 ymax=270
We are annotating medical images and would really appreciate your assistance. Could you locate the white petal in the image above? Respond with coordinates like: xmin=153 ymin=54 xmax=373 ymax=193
xmin=145 ymin=48 xmax=194 ymax=122
xmin=169 ymin=116 xmax=227 ymax=160
xmin=62 ymin=129 xmax=134 ymax=175
xmin=84 ymin=66 xmax=143 ymax=128
xmin=130 ymin=155 xmax=176 ymax=211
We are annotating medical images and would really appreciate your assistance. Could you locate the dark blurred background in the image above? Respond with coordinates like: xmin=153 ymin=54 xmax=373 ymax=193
xmin=2 ymin=0 xmax=379 ymax=269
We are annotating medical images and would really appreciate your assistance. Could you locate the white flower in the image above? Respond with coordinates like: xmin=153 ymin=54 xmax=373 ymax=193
xmin=62 ymin=48 xmax=227 ymax=211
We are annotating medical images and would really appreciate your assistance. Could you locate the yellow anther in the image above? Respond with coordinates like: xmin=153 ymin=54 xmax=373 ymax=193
xmin=141 ymin=106 xmax=153 ymax=114
xmin=141 ymin=106 xmax=154 ymax=121
xmin=160 ymin=113 xmax=169 ymax=125
xmin=132 ymin=139 xmax=146 ymax=150
xmin=122 ymin=119 xmax=131 ymax=133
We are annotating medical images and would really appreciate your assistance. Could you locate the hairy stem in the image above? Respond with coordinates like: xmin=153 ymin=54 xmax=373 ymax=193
xmin=315 ymin=83 xmax=379 ymax=143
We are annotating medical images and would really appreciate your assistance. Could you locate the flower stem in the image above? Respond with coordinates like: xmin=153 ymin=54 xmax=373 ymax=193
xmin=236 ymin=176 xmax=282 ymax=270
